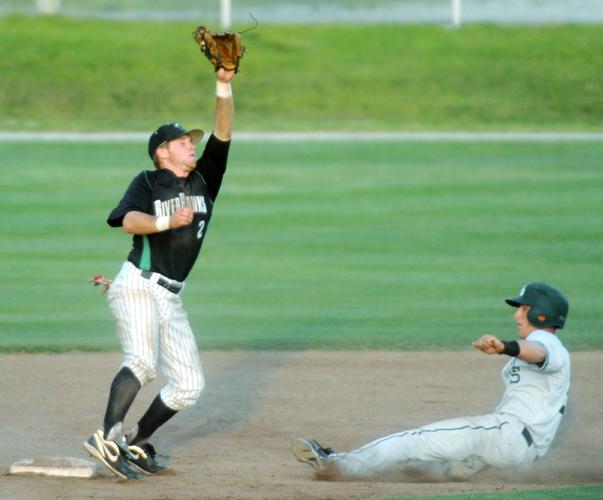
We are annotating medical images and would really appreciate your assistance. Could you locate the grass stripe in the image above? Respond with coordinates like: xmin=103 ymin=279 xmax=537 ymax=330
xmin=1 ymin=132 xmax=603 ymax=142
xmin=1 ymin=140 xmax=601 ymax=352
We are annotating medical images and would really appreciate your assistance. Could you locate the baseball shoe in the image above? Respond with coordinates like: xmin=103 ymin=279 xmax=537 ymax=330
xmin=445 ymin=455 xmax=487 ymax=481
xmin=291 ymin=438 xmax=333 ymax=472
xmin=122 ymin=441 xmax=166 ymax=475
xmin=83 ymin=429 xmax=142 ymax=480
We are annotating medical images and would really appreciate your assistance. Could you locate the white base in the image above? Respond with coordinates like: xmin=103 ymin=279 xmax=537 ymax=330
xmin=9 ymin=457 xmax=99 ymax=478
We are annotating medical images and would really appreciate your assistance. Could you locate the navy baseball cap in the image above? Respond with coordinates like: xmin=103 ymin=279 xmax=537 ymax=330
xmin=148 ymin=122 xmax=204 ymax=159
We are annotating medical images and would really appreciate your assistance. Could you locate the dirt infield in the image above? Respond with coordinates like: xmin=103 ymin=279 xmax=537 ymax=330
xmin=1 ymin=351 xmax=601 ymax=499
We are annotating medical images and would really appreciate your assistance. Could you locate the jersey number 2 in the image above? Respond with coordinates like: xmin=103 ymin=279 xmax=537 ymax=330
xmin=197 ymin=220 xmax=205 ymax=240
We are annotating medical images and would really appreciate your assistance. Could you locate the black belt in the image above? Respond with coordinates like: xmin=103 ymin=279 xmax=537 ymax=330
xmin=140 ymin=270 xmax=182 ymax=294
xmin=520 ymin=407 xmax=565 ymax=448
xmin=521 ymin=407 xmax=565 ymax=448
xmin=522 ymin=427 xmax=533 ymax=447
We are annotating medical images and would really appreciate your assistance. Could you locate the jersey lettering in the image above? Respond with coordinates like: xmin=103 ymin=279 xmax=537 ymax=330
xmin=509 ymin=365 xmax=521 ymax=384
xmin=197 ymin=220 xmax=206 ymax=239
xmin=154 ymin=195 xmax=207 ymax=216
xmin=504 ymin=360 xmax=521 ymax=384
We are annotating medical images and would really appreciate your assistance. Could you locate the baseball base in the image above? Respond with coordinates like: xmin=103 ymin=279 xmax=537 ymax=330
xmin=9 ymin=457 xmax=99 ymax=478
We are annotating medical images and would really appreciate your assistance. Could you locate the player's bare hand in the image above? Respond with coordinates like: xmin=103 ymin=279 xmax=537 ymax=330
xmin=89 ymin=273 xmax=112 ymax=294
xmin=170 ymin=208 xmax=195 ymax=229
xmin=472 ymin=334 xmax=504 ymax=355
xmin=217 ymin=68 xmax=235 ymax=83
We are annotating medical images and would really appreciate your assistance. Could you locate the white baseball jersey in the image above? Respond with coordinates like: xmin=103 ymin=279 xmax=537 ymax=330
xmin=496 ymin=329 xmax=570 ymax=457
xmin=327 ymin=331 xmax=570 ymax=477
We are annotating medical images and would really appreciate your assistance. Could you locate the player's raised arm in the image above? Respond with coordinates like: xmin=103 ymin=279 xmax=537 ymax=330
xmin=213 ymin=68 xmax=235 ymax=141
xmin=192 ymin=26 xmax=243 ymax=142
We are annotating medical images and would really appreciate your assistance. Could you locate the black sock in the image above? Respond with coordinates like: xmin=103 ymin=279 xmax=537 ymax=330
xmin=103 ymin=367 xmax=141 ymax=439
xmin=129 ymin=395 xmax=177 ymax=445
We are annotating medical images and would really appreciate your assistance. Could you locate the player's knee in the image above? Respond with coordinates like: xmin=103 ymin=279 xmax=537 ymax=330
xmin=183 ymin=386 xmax=204 ymax=408
xmin=182 ymin=371 xmax=205 ymax=407
xmin=161 ymin=371 xmax=205 ymax=411
xmin=122 ymin=356 xmax=156 ymax=385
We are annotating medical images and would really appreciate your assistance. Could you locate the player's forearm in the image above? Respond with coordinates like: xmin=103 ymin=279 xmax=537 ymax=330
xmin=123 ymin=208 xmax=194 ymax=234
xmin=213 ymin=85 xmax=234 ymax=141
xmin=473 ymin=335 xmax=546 ymax=364
xmin=123 ymin=211 xmax=169 ymax=235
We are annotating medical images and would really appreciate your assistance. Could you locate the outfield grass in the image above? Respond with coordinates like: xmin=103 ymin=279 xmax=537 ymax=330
xmin=395 ymin=482 xmax=603 ymax=499
xmin=1 ymin=139 xmax=601 ymax=352
xmin=1 ymin=16 xmax=602 ymax=131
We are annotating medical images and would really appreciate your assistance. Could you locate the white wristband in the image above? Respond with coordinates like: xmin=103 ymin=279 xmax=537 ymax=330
xmin=216 ymin=81 xmax=232 ymax=98
xmin=155 ymin=215 xmax=170 ymax=232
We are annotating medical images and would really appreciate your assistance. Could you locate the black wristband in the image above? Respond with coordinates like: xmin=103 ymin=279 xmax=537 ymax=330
xmin=499 ymin=340 xmax=520 ymax=357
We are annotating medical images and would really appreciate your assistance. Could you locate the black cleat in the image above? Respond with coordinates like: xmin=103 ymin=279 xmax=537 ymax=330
xmin=291 ymin=438 xmax=333 ymax=472
xmin=122 ymin=441 xmax=166 ymax=474
xmin=83 ymin=429 xmax=142 ymax=480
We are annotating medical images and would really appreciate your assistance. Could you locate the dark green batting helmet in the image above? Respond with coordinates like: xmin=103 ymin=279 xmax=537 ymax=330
xmin=505 ymin=282 xmax=569 ymax=329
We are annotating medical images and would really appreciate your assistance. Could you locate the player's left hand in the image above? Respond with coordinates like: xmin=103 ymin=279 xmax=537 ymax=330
xmin=216 ymin=68 xmax=235 ymax=83
xmin=472 ymin=334 xmax=504 ymax=355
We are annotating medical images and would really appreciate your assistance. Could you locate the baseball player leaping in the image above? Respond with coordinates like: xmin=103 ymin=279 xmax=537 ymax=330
xmin=83 ymin=67 xmax=236 ymax=480
xmin=292 ymin=283 xmax=570 ymax=481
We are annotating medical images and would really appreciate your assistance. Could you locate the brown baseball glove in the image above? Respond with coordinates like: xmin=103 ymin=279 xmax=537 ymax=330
xmin=192 ymin=26 xmax=245 ymax=73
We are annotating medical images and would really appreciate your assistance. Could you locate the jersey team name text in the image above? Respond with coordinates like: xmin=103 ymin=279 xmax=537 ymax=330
xmin=154 ymin=194 xmax=207 ymax=216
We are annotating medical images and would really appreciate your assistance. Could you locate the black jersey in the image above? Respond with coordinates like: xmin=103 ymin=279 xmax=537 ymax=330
xmin=107 ymin=134 xmax=230 ymax=282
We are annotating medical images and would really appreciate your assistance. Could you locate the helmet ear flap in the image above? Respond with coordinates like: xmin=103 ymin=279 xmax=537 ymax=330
xmin=527 ymin=307 xmax=548 ymax=328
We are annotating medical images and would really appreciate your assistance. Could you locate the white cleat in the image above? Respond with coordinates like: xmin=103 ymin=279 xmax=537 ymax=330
xmin=291 ymin=438 xmax=333 ymax=472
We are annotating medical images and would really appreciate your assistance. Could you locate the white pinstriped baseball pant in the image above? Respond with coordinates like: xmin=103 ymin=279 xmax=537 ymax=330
xmin=328 ymin=412 xmax=537 ymax=477
xmin=106 ymin=261 xmax=205 ymax=411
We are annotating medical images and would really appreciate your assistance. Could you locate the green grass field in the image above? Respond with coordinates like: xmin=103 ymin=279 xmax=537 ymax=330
xmin=399 ymin=483 xmax=603 ymax=500
xmin=1 ymin=17 xmax=602 ymax=131
xmin=1 ymin=139 xmax=601 ymax=352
